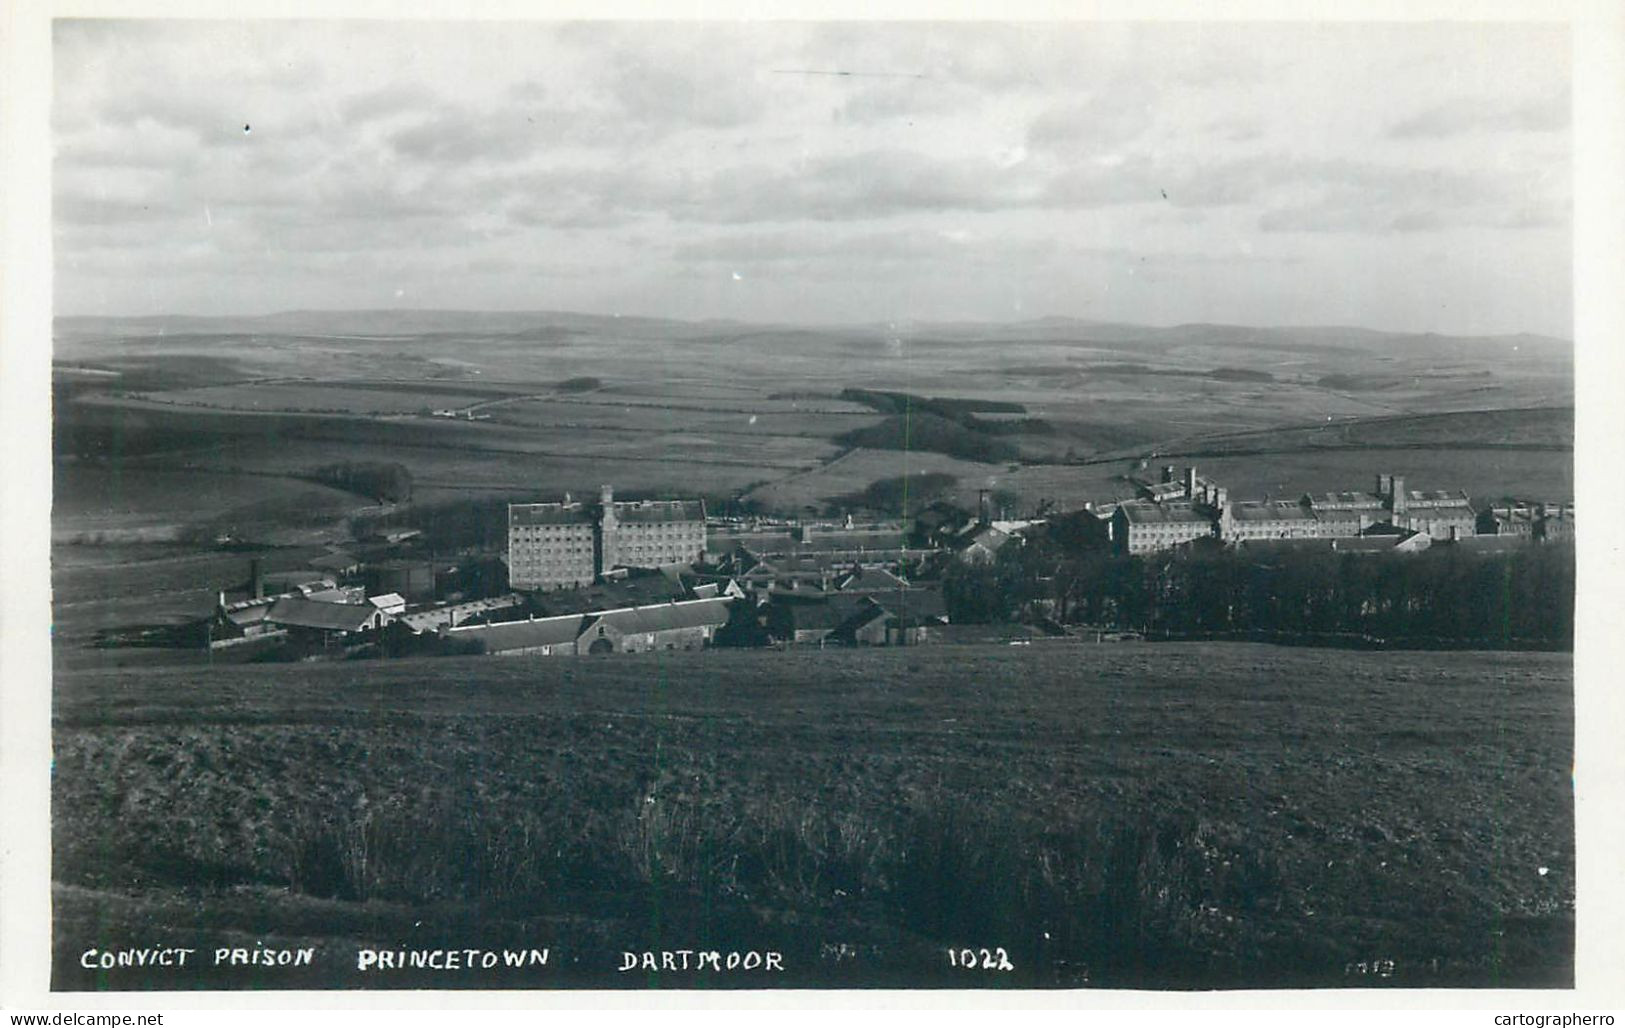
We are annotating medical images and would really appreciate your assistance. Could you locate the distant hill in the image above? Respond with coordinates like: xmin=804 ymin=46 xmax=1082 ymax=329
xmin=894 ymin=317 xmax=1571 ymax=360
xmin=53 ymin=309 xmax=754 ymax=342
xmin=55 ymin=309 xmax=1571 ymax=361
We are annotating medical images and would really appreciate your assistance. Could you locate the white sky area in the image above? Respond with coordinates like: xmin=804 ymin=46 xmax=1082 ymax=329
xmin=52 ymin=19 xmax=1573 ymax=336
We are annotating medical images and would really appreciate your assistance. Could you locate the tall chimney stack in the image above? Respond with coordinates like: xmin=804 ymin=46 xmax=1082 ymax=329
xmin=250 ymin=558 xmax=264 ymax=600
xmin=1183 ymin=466 xmax=1198 ymax=499
xmin=977 ymin=489 xmax=991 ymax=527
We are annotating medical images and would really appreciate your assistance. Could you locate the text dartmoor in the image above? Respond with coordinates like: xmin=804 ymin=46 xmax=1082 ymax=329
xmin=619 ymin=950 xmax=784 ymax=972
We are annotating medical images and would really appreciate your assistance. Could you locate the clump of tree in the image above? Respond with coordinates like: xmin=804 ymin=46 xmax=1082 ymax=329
xmin=976 ymin=417 xmax=1056 ymax=436
xmin=307 ymin=461 xmax=413 ymax=503
xmin=946 ymin=535 xmax=1574 ymax=650
xmin=350 ymin=496 xmax=509 ymax=553
xmin=836 ymin=412 xmax=1019 ymax=463
xmin=833 ymin=472 xmax=959 ymax=515
xmin=556 ymin=376 xmax=602 ymax=393
xmin=839 ymin=388 xmax=1026 ymax=418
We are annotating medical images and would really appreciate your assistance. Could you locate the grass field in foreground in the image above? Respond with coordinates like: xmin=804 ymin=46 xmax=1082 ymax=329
xmin=51 ymin=642 xmax=1572 ymax=990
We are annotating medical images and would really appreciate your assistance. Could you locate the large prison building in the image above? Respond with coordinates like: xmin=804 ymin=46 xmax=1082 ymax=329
xmin=507 ymin=485 xmax=706 ymax=590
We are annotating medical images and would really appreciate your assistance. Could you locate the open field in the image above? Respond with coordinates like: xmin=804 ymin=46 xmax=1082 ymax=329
xmin=53 ymin=465 xmax=368 ymax=544
xmin=51 ymin=643 xmax=1573 ymax=990
xmin=1129 ymin=407 xmax=1574 ymax=460
xmin=740 ymin=444 xmax=1574 ymax=517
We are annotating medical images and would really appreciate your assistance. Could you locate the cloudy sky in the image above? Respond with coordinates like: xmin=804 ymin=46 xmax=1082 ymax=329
xmin=53 ymin=19 xmax=1572 ymax=335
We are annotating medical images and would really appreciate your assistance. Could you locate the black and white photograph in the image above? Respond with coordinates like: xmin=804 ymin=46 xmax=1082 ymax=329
xmin=4 ymin=2 xmax=1624 ymax=1009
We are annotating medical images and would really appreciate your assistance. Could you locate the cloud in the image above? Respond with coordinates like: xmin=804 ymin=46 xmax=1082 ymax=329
xmin=1254 ymin=159 xmax=1569 ymax=234
xmin=386 ymin=106 xmax=546 ymax=164
xmin=342 ymin=84 xmax=436 ymax=125
xmin=603 ymin=59 xmax=767 ymax=130
xmin=1025 ymin=84 xmax=1161 ymax=155
xmin=833 ymin=78 xmax=978 ymax=125
xmin=1386 ymin=91 xmax=1569 ymax=139
xmin=49 ymin=20 xmax=1573 ymax=334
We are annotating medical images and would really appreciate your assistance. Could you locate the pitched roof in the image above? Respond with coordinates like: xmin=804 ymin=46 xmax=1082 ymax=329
xmin=871 ymin=587 xmax=949 ymax=623
xmin=588 ymin=598 xmax=733 ymax=634
xmin=1407 ymin=503 xmax=1475 ymax=518
xmin=1236 ymin=538 xmax=1338 ymax=555
xmin=453 ymin=613 xmax=586 ymax=650
xmin=397 ymin=594 xmax=523 ymax=631
xmin=222 ymin=601 xmax=274 ymax=626
xmin=1119 ymin=500 xmax=1211 ymax=525
xmin=836 ymin=566 xmax=911 ymax=591
xmin=1230 ymin=500 xmax=1317 ymax=523
xmin=509 ymin=502 xmax=595 ymax=527
xmin=266 ymin=596 xmax=378 ymax=632
xmin=1333 ymin=536 xmax=1407 ymax=552
xmin=1405 ymin=489 xmax=1471 ymax=505
xmin=770 ymin=593 xmax=873 ymax=633
xmin=959 ymin=525 xmax=1012 ymax=550
xmin=1445 ymin=535 xmax=1531 ymax=553
xmin=532 ymin=575 xmax=688 ymax=616
xmin=1304 ymin=491 xmax=1385 ymax=509
xmin=1135 ymin=481 xmax=1187 ymax=502
xmin=368 ymin=593 xmax=406 ymax=609
xmin=833 ymin=599 xmax=890 ymax=636
xmin=613 ymin=499 xmax=706 ymax=523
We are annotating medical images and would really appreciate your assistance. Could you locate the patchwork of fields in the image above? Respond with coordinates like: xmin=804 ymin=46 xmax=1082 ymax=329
xmin=51 ymin=319 xmax=1574 ymax=547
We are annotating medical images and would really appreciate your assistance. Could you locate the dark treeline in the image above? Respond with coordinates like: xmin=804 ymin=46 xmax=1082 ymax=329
xmin=945 ymin=538 xmax=1574 ymax=650
xmin=838 ymin=387 xmax=1027 ymax=417
xmin=305 ymin=460 xmax=413 ymax=503
xmin=832 ymin=472 xmax=960 ymax=515
xmin=835 ymin=411 xmax=1021 ymax=463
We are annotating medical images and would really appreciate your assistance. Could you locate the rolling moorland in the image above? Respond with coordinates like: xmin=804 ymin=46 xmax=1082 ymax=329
xmin=46 ymin=310 xmax=1576 ymax=989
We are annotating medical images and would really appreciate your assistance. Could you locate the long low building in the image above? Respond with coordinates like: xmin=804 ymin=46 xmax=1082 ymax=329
xmin=444 ymin=597 xmax=732 ymax=656
xmin=264 ymin=595 xmax=393 ymax=647
xmin=1107 ymin=467 xmax=1481 ymax=555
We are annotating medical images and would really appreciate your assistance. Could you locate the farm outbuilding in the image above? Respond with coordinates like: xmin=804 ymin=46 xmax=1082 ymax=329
xmin=264 ymin=596 xmax=391 ymax=647
xmin=577 ymin=598 xmax=732 ymax=654
xmin=444 ymin=597 xmax=732 ymax=656
xmin=445 ymin=613 xmax=587 ymax=657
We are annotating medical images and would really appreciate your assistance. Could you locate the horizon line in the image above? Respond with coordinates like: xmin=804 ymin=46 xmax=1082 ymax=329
xmin=51 ymin=306 xmax=1575 ymax=343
